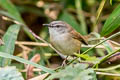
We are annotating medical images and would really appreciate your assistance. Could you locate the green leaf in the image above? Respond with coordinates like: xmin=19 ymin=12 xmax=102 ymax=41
xmin=102 ymin=40 xmax=113 ymax=53
xmin=101 ymin=4 xmax=120 ymax=36
xmin=0 ymin=0 xmax=35 ymax=40
xmin=0 ymin=24 xmax=20 ymax=67
xmin=75 ymin=53 xmax=99 ymax=63
xmin=110 ymin=0 xmax=112 ymax=5
xmin=46 ymin=64 xmax=97 ymax=80
xmin=0 ymin=0 xmax=24 ymax=24
xmin=58 ymin=11 xmax=84 ymax=34
xmin=0 ymin=66 xmax=24 ymax=80
xmin=0 ymin=52 xmax=55 ymax=74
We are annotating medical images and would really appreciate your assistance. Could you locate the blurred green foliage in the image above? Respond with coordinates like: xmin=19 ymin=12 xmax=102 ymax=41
xmin=0 ymin=0 xmax=120 ymax=80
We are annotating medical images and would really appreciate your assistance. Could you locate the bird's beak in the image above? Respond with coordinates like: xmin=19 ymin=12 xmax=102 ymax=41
xmin=43 ymin=24 xmax=50 ymax=27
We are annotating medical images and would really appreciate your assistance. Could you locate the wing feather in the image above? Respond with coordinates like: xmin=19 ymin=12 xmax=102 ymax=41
xmin=70 ymin=29 xmax=88 ymax=45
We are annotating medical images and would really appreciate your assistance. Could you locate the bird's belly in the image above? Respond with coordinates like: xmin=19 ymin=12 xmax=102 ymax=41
xmin=51 ymin=34 xmax=81 ymax=55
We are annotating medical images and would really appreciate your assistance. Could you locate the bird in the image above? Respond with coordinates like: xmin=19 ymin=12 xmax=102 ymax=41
xmin=43 ymin=21 xmax=88 ymax=57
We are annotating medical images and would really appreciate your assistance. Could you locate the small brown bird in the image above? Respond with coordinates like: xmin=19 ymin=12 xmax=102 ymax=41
xmin=43 ymin=21 xmax=88 ymax=56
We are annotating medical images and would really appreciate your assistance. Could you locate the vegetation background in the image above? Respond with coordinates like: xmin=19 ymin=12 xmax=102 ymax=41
xmin=0 ymin=0 xmax=120 ymax=80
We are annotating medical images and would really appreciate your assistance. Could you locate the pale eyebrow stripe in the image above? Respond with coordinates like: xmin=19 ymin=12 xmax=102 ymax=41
xmin=53 ymin=24 xmax=65 ymax=27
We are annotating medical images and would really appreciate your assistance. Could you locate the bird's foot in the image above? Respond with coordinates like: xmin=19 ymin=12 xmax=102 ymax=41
xmin=61 ymin=56 xmax=68 ymax=68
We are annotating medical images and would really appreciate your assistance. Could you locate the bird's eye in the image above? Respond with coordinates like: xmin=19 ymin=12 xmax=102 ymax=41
xmin=57 ymin=25 xmax=60 ymax=28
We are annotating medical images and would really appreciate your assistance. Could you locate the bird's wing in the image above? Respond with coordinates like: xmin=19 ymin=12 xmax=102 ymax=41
xmin=70 ymin=30 xmax=88 ymax=45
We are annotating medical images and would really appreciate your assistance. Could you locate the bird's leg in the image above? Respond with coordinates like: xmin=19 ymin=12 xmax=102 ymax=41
xmin=78 ymin=50 xmax=81 ymax=62
xmin=78 ymin=50 xmax=80 ymax=54
xmin=61 ymin=56 xmax=68 ymax=67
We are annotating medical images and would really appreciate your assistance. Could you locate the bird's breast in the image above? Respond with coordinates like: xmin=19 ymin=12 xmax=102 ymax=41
xmin=50 ymin=33 xmax=81 ymax=55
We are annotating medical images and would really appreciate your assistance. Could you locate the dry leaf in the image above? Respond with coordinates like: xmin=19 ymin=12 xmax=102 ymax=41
xmin=0 ymin=38 xmax=4 ymax=45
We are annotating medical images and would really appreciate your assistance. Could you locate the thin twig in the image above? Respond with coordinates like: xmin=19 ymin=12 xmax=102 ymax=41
xmin=94 ymin=48 xmax=120 ymax=68
xmin=94 ymin=64 xmax=120 ymax=71
xmin=21 ymin=68 xmax=42 ymax=72
xmin=96 ymin=72 xmax=120 ymax=76
xmin=82 ymin=31 xmax=120 ymax=55
xmin=16 ymin=41 xmax=48 ymax=46
xmin=15 ymin=41 xmax=120 ymax=49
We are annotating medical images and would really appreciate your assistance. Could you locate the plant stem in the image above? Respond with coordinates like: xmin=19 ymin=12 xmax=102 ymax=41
xmin=94 ymin=48 xmax=120 ymax=68
xmin=96 ymin=0 xmax=106 ymax=20
xmin=95 ymin=64 xmax=120 ymax=71
xmin=92 ymin=0 xmax=107 ymax=32
xmin=81 ymin=31 xmax=120 ymax=55
xmin=75 ymin=0 xmax=87 ymax=35
xmin=68 ymin=31 xmax=120 ymax=65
